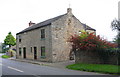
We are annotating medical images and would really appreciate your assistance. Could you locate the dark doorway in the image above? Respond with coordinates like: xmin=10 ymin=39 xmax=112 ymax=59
xmin=23 ymin=47 xmax=26 ymax=59
xmin=34 ymin=47 xmax=37 ymax=60
xmin=69 ymin=50 xmax=75 ymax=60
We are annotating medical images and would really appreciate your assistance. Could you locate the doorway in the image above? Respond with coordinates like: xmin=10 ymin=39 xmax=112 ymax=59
xmin=69 ymin=50 xmax=75 ymax=60
xmin=34 ymin=47 xmax=37 ymax=60
xmin=23 ymin=47 xmax=26 ymax=59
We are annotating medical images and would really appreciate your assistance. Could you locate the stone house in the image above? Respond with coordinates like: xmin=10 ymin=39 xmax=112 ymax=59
xmin=16 ymin=8 xmax=96 ymax=62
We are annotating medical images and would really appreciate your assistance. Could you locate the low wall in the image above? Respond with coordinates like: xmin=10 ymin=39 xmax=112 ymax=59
xmin=75 ymin=50 xmax=119 ymax=65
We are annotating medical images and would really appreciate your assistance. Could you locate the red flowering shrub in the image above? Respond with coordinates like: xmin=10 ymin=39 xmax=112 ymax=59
xmin=69 ymin=32 xmax=117 ymax=51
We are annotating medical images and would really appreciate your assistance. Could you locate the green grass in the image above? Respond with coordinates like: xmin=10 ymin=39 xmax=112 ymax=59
xmin=1 ymin=55 xmax=10 ymax=58
xmin=66 ymin=63 xmax=120 ymax=75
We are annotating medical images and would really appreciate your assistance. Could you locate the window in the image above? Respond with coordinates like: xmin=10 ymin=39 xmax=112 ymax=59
xmin=19 ymin=39 xmax=21 ymax=42
xmin=19 ymin=35 xmax=21 ymax=42
xmin=31 ymin=47 xmax=32 ymax=53
xmin=41 ymin=46 xmax=45 ymax=57
xmin=19 ymin=48 xmax=21 ymax=56
xmin=41 ymin=29 xmax=45 ymax=39
xmin=68 ymin=19 xmax=71 ymax=25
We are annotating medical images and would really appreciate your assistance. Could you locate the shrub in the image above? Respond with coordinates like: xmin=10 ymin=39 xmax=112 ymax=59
xmin=6 ymin=49 xmax=16 ymax=57
xmin=69 ymin=31 xmax=118 ymax=65
xmin=1 ymin=55 xmax=10 ymax=58
xmin=69 ymin=32 xmax=117 ymax=51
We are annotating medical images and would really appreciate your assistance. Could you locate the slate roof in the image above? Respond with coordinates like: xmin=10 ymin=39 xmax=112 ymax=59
xmin=17 ymin=14 xmax=66 ymax=35
xmin=17 ymin=13 xmax=95 ymax=35
xmin=82 ymin=23 xmax=96 ymax=31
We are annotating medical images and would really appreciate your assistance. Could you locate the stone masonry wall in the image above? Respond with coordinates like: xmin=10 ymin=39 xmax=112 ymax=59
xmin=75 ymin=51 xmax=102 ymax=64
xmin=75 ymin=50 xmax=119 ymax=65
xmin=16 ymin=25 xmax=52 ymax=62
xmin=51 ymin=13 xmax=85 ymax=62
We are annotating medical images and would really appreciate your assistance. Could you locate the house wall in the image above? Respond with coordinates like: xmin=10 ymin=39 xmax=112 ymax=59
xmin=16 ymin=25 xmax=52 ymax=62
xmin=51 ymin=14 xmax=86 ymax=62
xmin=16 ymin=8 xmax=96 ymax=63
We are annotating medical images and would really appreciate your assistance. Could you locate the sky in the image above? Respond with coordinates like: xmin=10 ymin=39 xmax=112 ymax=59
xmin=0 ymin=0 xmax=119 ymax=43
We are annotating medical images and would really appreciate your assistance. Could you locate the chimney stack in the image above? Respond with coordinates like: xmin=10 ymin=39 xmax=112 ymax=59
xmin=29 ymin=21 xmax=35 ymax=26
xmin=67 ymin=8 xmax=72 ymax=14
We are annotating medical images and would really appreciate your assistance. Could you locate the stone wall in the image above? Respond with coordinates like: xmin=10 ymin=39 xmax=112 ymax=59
xmin=51 ymin=13 xmax=85 ymax=62
xmin=75 ymin=51 xmax=102 ymax=64
xmin=16 ymin=25 xmax=52 ymax=62
xmin=75 ymin=50 xmax=119 ymax=65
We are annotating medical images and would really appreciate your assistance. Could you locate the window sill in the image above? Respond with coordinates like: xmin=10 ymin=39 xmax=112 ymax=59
xmin=40 ymin=56 xmax=46 ymax=58
xmin=41 ymin=38 xmax=45 ymax=40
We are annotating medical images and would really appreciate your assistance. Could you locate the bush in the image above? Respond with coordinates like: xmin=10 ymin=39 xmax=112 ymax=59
xmin=69 ymin=31 xmax=117 ymax=52
xmin=6 ymin=49 xmax=16 ymax=57
xmin=1 ymin=55 xmax=10 ymax=58
xmin=69 ymin=31 xmax=118 ymax=65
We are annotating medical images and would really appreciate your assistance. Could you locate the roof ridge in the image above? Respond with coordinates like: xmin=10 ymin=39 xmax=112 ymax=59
xmin=81 ymin=23 xmax=96 ymax=31
xmin=17 ymin=13 xmax=66 ymax=35
xmin=37 ymin=13 xmax=67 ymax=25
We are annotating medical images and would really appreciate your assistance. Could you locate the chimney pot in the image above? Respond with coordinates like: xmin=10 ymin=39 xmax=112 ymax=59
xmin=29 ymin=21 xmax=35 ymax=26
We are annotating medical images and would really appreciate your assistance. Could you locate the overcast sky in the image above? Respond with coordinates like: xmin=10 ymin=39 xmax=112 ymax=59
xmin=0 ymin=0 xmax=119 ymax=42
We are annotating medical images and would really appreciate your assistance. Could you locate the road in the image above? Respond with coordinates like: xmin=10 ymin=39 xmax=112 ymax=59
xmin=0 ymin=53 xmax=111 ymax=77
xmin=0 ymin=53 xmax=2 ymax=76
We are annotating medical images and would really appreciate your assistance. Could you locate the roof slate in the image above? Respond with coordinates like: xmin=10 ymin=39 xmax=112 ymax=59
xmin=17 ymin=14 xmax=66 ymax=35
xmin=82 ymin=23 xmax=96 ymax=31
xmin=17 ymin=13 xmax=95 ymax=35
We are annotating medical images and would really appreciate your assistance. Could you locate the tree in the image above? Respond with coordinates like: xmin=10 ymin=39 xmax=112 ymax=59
xmin=2 ymin=43 xmax=9 ymax=53
xmin=0 ymin=42 xmax=2 ymax=53
xmin=4 ymin=32 xmax=16 ymax=48
xmin=69 ymin=31 xmax=117 ymax=52
xmin=111 ymin=19 xmax=120 ymax=48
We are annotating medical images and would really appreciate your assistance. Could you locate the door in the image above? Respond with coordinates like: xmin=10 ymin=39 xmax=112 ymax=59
xmin=34 ymin=47 xmax=37 ymax=59
xmin=23 ymin=47 xmax=26 ymax=59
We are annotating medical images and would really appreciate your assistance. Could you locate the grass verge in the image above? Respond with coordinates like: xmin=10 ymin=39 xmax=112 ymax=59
xmin=66 ymin=63 xmax=120 ymax=75
xmin=1 ymin=55 xmax=10 ymax=58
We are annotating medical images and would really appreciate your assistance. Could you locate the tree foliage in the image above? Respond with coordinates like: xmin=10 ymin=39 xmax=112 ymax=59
xmin=111 ymin=19 xmax=120 ymax=48
xmin=1 ymin=43 xmax=9 ymax=53
xmin=4 ymin=32 xmax=16 ymax=47
xmin=111 ymin=19 xmax=120 ymax=31
xmin=69 ymin=32 xmax=117 ymax=51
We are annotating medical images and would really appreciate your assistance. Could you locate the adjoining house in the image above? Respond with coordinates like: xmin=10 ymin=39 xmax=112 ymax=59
xmin=16 ymin=8 xmax=96 ymax=62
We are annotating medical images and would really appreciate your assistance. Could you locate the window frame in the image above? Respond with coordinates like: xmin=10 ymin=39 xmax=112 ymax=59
xmin=41 ymin=46 xmax=45 ymax=58
xmin=19 ymin=39 xmax=21 ymax=42
xmin=18 ymin=35 xmax=21 ymax=42
xmin=31 ymin=47 xmax=32 ymax=53
xmin=41 ymin=29 xmax=45 ymax=39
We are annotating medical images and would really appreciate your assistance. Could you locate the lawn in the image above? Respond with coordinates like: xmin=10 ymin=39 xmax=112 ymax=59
xmin=1 ymin=55 xmax=10 ymax=58
xmin=66 ymin=63 xmax=120 ymax=75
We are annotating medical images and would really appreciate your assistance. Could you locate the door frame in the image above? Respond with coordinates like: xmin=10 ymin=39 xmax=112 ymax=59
xmin=23 ymin=47 xmax=26 ymax=59
xmin=34 ymin=47 xmax=37 ymax=60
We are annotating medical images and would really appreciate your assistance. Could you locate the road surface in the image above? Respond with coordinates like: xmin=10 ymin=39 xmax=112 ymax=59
xmin=0 ymin=53 xmax=111 ymax=77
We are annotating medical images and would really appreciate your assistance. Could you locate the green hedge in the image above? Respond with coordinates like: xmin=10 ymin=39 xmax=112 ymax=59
xmin=1 ymin=55 xmax=10 ymax=58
